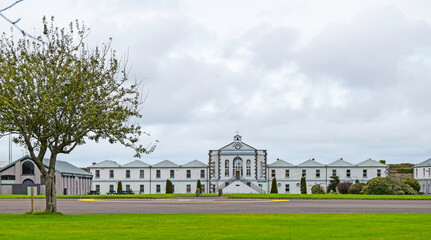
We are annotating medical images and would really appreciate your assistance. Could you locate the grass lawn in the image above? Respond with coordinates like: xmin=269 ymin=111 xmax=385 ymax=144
xmin=0 ymin=213 xmax=430 ymax=239
xmin=1 ymin=193 xmax=430 ymax=200
xmin=224 ymin=193 xmax=431 ymax=200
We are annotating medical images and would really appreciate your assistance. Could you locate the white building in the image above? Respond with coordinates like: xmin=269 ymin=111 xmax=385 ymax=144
xmin=89 ymin=159 xmax=208 ymax=194
xmin=413 ymin=158 xmax=431 ymax=194
xmin=89 ymin=134 xmax=388 ymax=194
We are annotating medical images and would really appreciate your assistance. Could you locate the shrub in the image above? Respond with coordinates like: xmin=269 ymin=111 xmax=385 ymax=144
xmin=165 ymin=179 xmax=173 ymax=194
xmin=311 ymin=184 xmax=325 ymax=194
xmin=196 ymin=179 xmax=202 ymax=194
xmin=363 ymin=177 xmax=417 ymax=195
xmin=117 ymin=181 xmax=123 ymax=192
xmin=337 ymin=182 xmax=353 ymax=194
xmin=326 ymin=176 xmax=340 ymax=193
xmin=402 ymin=177 xmax=420 ymax=192
xmin=271 ymin=178 xmax=278 ymax=194
xmin=348 ymin=182 xmax=366 ymax=194
xmin=300 ymin=177 xmax=307 ymax=194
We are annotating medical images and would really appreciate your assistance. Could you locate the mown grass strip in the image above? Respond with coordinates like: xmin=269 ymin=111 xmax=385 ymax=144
xmin=1 ymin=193 xmax=430 ymax=200
xmin=0 ymin=213 xmax=430 ymax=239
xmin=224 ymin=193 xmax=431 ymax=200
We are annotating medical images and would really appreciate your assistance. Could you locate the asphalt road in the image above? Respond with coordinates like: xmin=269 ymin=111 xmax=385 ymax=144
xmin=1 ymin=198 xmax=431 ymax=214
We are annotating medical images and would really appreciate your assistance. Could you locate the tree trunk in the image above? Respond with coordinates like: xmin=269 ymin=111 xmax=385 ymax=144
xmin=45 ymin=172 xmax=57 ymax=212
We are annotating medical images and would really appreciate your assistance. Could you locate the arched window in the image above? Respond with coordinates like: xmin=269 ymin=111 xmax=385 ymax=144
xmin=246 ymin=160 xmax=251 ymax=176
xmin=22 ymin=161 xmax=34 ymax=175
xmin=224 ymin=160 xmax=229 ymax=176
xmin=233 ymin=157 xmax=243 ymax=176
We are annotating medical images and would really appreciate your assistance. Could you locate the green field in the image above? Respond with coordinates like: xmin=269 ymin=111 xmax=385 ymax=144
xmin=0 ymin=213 xmax=430 ymax=239
xmin=1 ymin=193 xmax=431 ymax=200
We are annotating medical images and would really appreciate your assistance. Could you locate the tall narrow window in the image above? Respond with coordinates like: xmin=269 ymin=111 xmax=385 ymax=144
xmin=140 ymin=170 xmax=145 ymax=179
xmin=126 ymin=185 xmax=130 ymax=191
xmin=95 ymin=170 xmax=100 ymax=179
xmin=285 ymin=184 xmax=290 ymax=193
xmin=109 ymin=170 xmax=114 ymax=179
xmin=346 ymin=169 xmax=351 ymax=178
xmin=246 ymin=160 xmax=251 ymax=176
xmin=377 ymin=169 xmax=381 ymax=177
xmin=186 ymin=170 xmax=191 ymax=178
xmin=200 ymin=170 xmax=205 ymax=178
xmin=363 ymin=169 xmax=367 ymax=178
xmin=302 ymin=169 xmax=306 ymax=177
xmin=156 ymin=185 xmax=161 ymax=193
xmin=271 ymin=169 xmax=276 ymax=178
xmin=156 ymin=170 xmax=161 ymax=178
xmin=140 ymin=185 xmax=144 ymax=194
xmin=126 ymin=170 xmax=130 ymax=179
xmin=170 ymin=170 xmax=175 ymax=179
xmin=332 ymin=169 xmax=337 ymax=176
xmin=186 ymin=184 xmax=191 ymax=193
xmin=316 ymin=169 xmax=320 ymax=178
xmin=225 ymin=160 xmax=229 ymax=176
xmin=285 ymin=169 xmax=290 ymax=178
xmin=109 ymin=185 xmax=114 ymax=191
xmin=233 ymin=157 xmax=243 ymax=176
xmin=95 ymin=185 xmax=100 ymax=192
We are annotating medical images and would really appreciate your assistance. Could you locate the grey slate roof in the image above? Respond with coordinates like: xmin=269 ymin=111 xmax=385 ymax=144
xmin=327 ymin=159 xmax=354 ymax=167
xmin=153 ymin=160 xmax=179 ymax=168
xmin=298 ymin=159 xmax=324 ymax=167
xmin=89 ymin=160 xmax=121 ymax=168
xmin=122 ymin=160 xmax=150 ymax=168
xmin=415 ymin=158 xmax=431 ymax=167
xmin=182 ymin=160 xmax=208 ymax=168
xmin=268 ymin=159 xmax=294 ymax=167
xmin=43 ymin=159 xmax=92 ymax=176
xmin=0 ymin=155 xmax=91 ymax=176
xmin=356 ymin=158 xmax=387 ymax=167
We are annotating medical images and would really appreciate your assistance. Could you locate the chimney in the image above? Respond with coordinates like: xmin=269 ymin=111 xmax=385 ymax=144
xmin=312 ymin=158 xmax=315 ymax=161
xmin=92 ymin=162 xmax=96 ymax=165
xmin=277 ymin=158 xmax=279 ymax=161
xmin=340 ymin=158 xmax=343 ymax=160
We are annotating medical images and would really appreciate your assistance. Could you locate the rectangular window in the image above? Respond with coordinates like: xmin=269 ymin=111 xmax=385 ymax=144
xmin=271 ymin=169 xmax=276 ymax=178
xmin=187 ymin=170 xmax=191 ymax=178
xmin=423 ymin=168 xmax=425 ymax=177
xmin=346 ymin=169 xmax=351 ymax=178
xmin=285 ymin=169 xmax=290 ymax=178
xmin=201 ymin=170 xmax=205 ymax=178
xmin=225 ymin=168 xmax=229 ymax=176
xmin=201 ymin=185 xmax=205 ymax=193
xmin=140 ymin=170 xmax=145 ymax=179
xmin=95 ymin=185 xmax=100 ymax=192
xmin=363 ymin=169 xmax=367 ymax=178
xmin=186 ymin=184 xmax=191 ymax=193
xmin=377 ymin=169 xmax=381 ymax=177
xmin=109 ymin=185 xmax=114 ymax=192
xmin=126 ymin=185 xmax=130 ymax=191
xmin=302 ymin=169 xmax=306 ymax=177
xmin=126 ymin=170 xmax=130 ymax=179
xmin=156 ymin=170 xmax=161 ymax=178
xmin=416 ymin=168 xmax=418 ymax=178
xmin=156 ymin=185 xmax=161 ymax=193
xmin=246 ymin=168 xmax=251 ymax=176
xmin=285 ymin=184 xmax=290 ymax=193
xmin=332 ymin=169 xmax=337 ymax=176
xmin=109 ymin=170 xmax=114 ymax=179
xmin=170 ymin=170 xmax=175 ymax=179
xmin=316 ymin=169 xmax=320 ymax=178
xmin=95 ymin=170 xmax=100 ymax=179
xmin=140 ymin=185 xmax=144 ymax=193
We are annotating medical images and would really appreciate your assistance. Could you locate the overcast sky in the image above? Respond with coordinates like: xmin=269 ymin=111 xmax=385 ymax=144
xmin=1 ymin=0 xmax=431 ymax=167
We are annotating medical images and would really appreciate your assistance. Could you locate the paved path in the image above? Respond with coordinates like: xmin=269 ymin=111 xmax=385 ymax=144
xmin=1 ymin=198 xmax=431 ymax=214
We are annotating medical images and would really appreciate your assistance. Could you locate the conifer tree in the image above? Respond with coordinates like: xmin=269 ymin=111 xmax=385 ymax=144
xmin=196 ymin=179 xmax=202 ymax=194
xmin=166 ymin=179 xmax=173 ymax=194
xmin=271 ymin=178 xmax=278 ymax=193
xmin=117 ymin=181 xmax=123 ymax=192
xmin=300 ymin=177 xmax=307 ymax=194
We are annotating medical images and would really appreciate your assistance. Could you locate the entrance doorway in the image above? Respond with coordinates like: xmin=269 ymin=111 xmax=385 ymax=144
xmin=235 ymin=171 xmax=240 ymax=180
